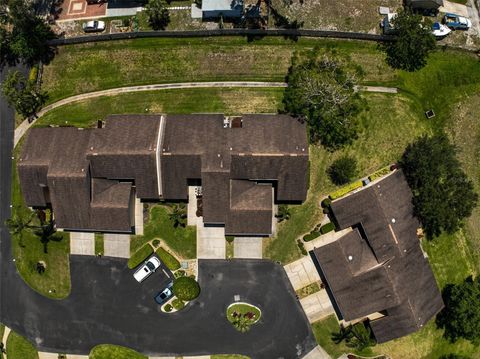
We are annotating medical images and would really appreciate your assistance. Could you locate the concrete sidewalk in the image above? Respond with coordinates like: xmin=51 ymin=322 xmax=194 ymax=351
xmin=302 ymin=345 xmax=332 ymax=359
xmin=104 ymin=233 xmax=130 ymax=258
xmin=284 ymin=256 xmax=321 ymax=291
xmin=300 ymin=290 xmax=335 ymax=323
xmin=234 ymin=237 xmax=263 ymax=259
xmin=70 ymin=232 xmax=94 ymax=255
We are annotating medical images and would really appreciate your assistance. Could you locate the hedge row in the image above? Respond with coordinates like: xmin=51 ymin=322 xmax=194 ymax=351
xmin=303 ymin=231 xmax=321 ymax=242
xmin=320 ymin=222 xmax=336 ymax=234
xmin=329 ymin=180 xmax=363 ymax=200
xmin=368 ymin=166 xmax=391 ymax=182
xmin=128 ymin=245 xmax=154 ymax=269
xmin=156 ymin=247 xmax=181 ymax=271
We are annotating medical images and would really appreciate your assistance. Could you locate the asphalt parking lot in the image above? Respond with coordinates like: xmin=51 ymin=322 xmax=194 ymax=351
xmin=1 ymin=253 xmax=316 ymax=358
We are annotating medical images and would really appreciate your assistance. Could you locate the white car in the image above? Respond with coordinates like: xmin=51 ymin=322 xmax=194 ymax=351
xmin=133 ymin=256 xmax=161 ymax=282
xmin=432 ymin=22 xmax=452 ymax=38
xmin=82 ymin=20 xmax=106 ymax=33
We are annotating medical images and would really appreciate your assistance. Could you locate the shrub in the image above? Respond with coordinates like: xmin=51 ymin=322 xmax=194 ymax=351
xmin=28 ymin=66 xmax=38 ymax=84
xmin=163 ymin=303 xmax=172 ymax=312
xmin=156 ymin=247 xmax=180 ymax=271
xmin=152 ymin=239 xmax=160 ymax=248
xmin=321 ymin=198 xmax=332 ymax=208
xmin=225 ymin=235 xmax=235 ymax=243
xmin=172 ymin=276 xmax=200 ymax=301
xmin=303 ymin=231 xmax=321 ymax=242
xmin=297 ymin=239 xmax=307 ymax=255
xmin=172 ymin=298 xmax=185 ymax=310
xmin=275 ymin=205 xmax=291 ymax=222
xmin=320 ymin=222 xmax=335 ymax=234
xmin=127 ymin=245 xmax=154 ymax=269
xmin=368 ymin=166 xmax=391 ymax=182
xmin=174 ymin=269 xmax=185 ymax=278
xmin=327 ymin=156 xmax=357 ymax=185
xmin=329 ymin=181 xmax=363 ymax=200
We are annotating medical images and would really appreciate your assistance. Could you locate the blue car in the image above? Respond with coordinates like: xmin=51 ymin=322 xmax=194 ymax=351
xmin=443 ymin=13 xmax=472 ymax=30
xmin=154 ymin=282 xmax=173 ymax=305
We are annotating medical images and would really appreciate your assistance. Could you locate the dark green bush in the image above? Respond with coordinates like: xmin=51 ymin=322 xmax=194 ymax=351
xmin=225 ymin=236 xmax=235 ymax=243
xmin=328 ymin=156 xmax=357 ymax=185
xmin=163 ymin=303 xmax=173 ymax=312
xmin=174 ymin=269 xmax=186 ymax=278
xmin=321 ymin=198 xmax=332 ymax=208
xmin=320 ymin=222 xmax=336 ymax=234
xmin=172 ymin=298 xmax=185 ymax=310
xmin=152 ymin=239 xmax=160 ymax=247
xmin=156 ymin=247 xmax=180 ymax=271
xmin=297 ymin=239 xmax=307 ymax=255
xmin=127 ymin=245 xmax=154 ymax=269
xmin=172 ymin=276 xmax=200 ymax=301
xmin=303 ymin=231 xmax=321 ymax=242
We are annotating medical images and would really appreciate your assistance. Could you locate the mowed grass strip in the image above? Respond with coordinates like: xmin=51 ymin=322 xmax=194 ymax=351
xmin=6 ymin=331 xmax=38 ymax=359
xmin=89 ymin=344 xmax=147 ymax=359
xmin=41 ymin=37 xmax=394 ymax=102
xmin=37 ymin=88 xmax=284 ymax=128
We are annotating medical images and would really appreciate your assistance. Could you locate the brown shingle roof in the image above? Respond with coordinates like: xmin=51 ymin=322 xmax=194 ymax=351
xmin=313 ymin=171 xmax=443 ymax=343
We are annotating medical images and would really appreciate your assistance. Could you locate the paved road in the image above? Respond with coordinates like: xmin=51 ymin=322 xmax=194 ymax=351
xmin=1 ymin=256 xmax=316 ymax=358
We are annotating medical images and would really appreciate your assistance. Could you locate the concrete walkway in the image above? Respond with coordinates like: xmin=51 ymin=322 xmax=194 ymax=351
xmin=440 ymin=0 xmax=470 ymax=17
xmin=103 ymin=233 xmax=130 ymax=258
xmin=300 ymin=290 xmax=335 ymax=323
xmin=70 ymin=232 xmax=95 ymax=255
xmin=135 ymin=197 xmax=144 ymax=236
xmin=233 ymin=237 xmax=263 ymax=259
xmin=197 ymin=225 xmax=226 ymax=259
xmin=2 ymin=325 xmax=10 ymax=346
xmin=284 ymin=256 xmax=321 ymax=291
xmin=304 ymin=228 xmax=352 ymax=252
xmin=14 ymin=82 xmax=399 ymax=147
xmin=302 ymin=345 xmax=332 ymax=359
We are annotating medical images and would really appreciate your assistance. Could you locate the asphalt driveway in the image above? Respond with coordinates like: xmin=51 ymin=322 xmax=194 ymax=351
xmin=1 ymin=254 xmax=316 ymax=358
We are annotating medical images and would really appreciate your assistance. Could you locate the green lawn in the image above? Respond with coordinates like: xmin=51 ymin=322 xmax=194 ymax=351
xmin=264 ymin=92 xmax=428 ymax=263
xmin=94 ymin=233 xmax=104 ymax=256
xmin=89 ymin=344 xmax=147 ymax=359
xmin=6 ymin=331 xmax=38 ymax=359
xmin=10 ymin=153 xmax=71 ymax=299
xmin=41 ymin=37 xmax=394 ymax=102
xmin=226 ymin=303 xmax=262 ymax=324
xmin=131 ymin=205 xmax=196 ymax=260
xmin=37 ymin=88 xmax=284 ymax=128
xmin=211 ymin=355 xmax=250 ymax=359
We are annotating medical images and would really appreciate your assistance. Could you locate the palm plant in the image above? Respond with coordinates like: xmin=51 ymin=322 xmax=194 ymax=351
xmin=347 ymin=323 xmax=376 ymax=351
xmin=33 ymin=220 xmax=62 ymax=254
xmin=275 ymin=205 xmax=291 ymax=222
xmin=169 ymin=204 xmax=187 ymax=228
xmin=331 ymin=324 xmax=353 ymax=344
xmin=233 ymin=315 xmax=252 ymax=333
xmin=5 ymin=209 xmax=35 ymax=247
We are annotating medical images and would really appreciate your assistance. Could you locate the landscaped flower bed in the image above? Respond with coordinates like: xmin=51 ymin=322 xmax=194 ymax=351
xmin=226 ymin=302 xmax=262 ymax=333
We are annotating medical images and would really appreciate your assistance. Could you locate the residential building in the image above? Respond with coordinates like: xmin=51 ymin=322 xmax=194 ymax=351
xmin=18 ymin=114 xmax=309 ymax=236
xmin=312 ymin=170 xmax=444 ymax=343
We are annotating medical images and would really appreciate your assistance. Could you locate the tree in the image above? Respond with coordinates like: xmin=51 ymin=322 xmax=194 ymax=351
xmin=145 ymin=0 xmax=170 ymax=30
xmin=1 ymin=0 xmax=56 ymax=67
xmin=284 ymin=55 xmax=364 ymax=149
xmin=381 ymin=9 xmax=435 ymax=72
xmin=436 ymin=276 xmax=480 ymax=345
xmin=327 ymin=155 xmax=357 ymax=185
xmin=172 ymin=276 xmax=201 ymax=301
xmin=33 ymin=220 xmax=62 ymax=254
xmin=232 ymin=314 xmax=252 ymax=333
xmin=331 ymin=322 xmax=376 ymax=351
xmin=275 ymin=204 xmax=291 ymax=222
xmin=169 ymin=204 xmax=187 ymax=228
xmin=400 ymin=134 xmax=478 ymax=238
xmin=5 ymin=208 xmax=35 ymax=247
xmin=1 ymin=70 xmax=47 ymax=118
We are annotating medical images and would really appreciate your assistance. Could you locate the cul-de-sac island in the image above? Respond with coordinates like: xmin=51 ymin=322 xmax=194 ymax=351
xmin=0 ymin=0 xmax=480 ymax=359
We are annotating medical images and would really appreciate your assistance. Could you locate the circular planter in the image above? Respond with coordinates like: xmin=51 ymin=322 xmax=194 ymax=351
xmin=226 ymin=302 xmax=262 ymax=324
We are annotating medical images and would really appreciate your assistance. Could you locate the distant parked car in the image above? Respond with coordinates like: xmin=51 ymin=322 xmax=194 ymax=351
xmin=432 ymin=22 xmax=452 ymax=38
xmin=154 ymin=282 xmax=173 ymax=305
xmin=443 ymin=13 xmax=472 ymax=30
xmin=134 ymin=256 xmax=161 ymax=282
xmin=82 ymin=20 xmax=106 ymax=33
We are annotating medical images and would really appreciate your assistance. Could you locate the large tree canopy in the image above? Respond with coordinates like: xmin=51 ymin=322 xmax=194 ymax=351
xmin=381 ymin=9 xmax=436 ymax=72
xmin=400 ymin=134 xmax=478 ymax=238
xmin=437 ymin=276 xmax=480 ymax=345
xmin=284 ymin=55 xmax=364 ymax=149
xmin=145 ymin=0 xmax=170 ymax=30
xmin=0 ymin=0 xmax=56 ymax=67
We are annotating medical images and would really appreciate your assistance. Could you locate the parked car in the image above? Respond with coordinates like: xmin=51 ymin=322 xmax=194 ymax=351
xmin=432 ymin=22 xmax=452 ymax=38
xmin=133 ymin=256 xmax=161 ymax=282
xmin=154 ymin=282 xmax=173 ymax=305
xmin=82 ymin=20 xmax=106 ymax=33
xmin=443 ymin=13 xmax=472 ymax=30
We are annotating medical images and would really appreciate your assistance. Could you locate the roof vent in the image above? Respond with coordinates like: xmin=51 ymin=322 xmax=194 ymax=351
xmin=348 ymin=255 xmax=353 ymax=261
xmin=391 ymin=218 xmax=396 ymax=223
